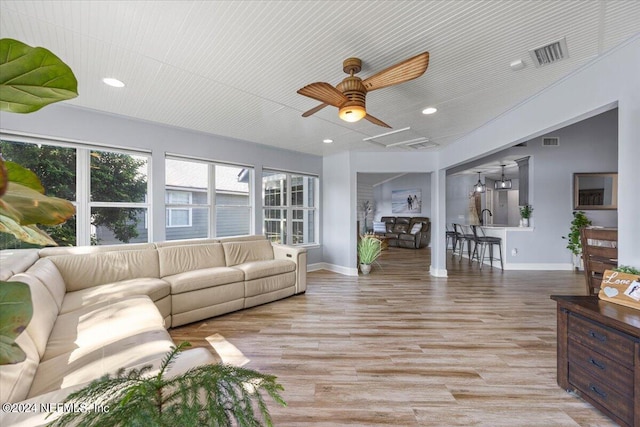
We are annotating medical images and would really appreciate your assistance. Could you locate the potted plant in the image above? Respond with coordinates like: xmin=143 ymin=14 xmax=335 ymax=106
xmin=48 ymin=342 xmax=286 ymax=426
xmin=358 ymin=235 xmax=382 ymax=275
xmin=1 ymin=38 xmax=77 ymax=365
xmin=519 ymin=204 xmax=533 ymax=227
xmin=562 ymin=210 xmax=592 ymax=270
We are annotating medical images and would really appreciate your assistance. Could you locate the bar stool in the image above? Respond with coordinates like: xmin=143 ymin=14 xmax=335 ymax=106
xmin=453 ymin=224 xmax=474 ymax=261
xmin=446 ymin=224 xmax=457 ymax=251
xmin=470 ymin=225 xmax=503 ymax=270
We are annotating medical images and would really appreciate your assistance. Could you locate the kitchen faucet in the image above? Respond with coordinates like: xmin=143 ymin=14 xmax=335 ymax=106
xmin=480 ymin=208 xmax=493 ymax=226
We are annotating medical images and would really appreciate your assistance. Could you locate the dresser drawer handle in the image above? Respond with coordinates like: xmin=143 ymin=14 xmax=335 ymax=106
xmin=589 ymin=358 xmax=605 ymax=370
xmin=589 ymin=384 xmax=607 ymax=399
xmin=588 ymin=330 xmax=607 ymax=342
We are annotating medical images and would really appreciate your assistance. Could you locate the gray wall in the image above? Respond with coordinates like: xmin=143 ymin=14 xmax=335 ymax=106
xmin=373 ymin=173 xmax=431 ymax=220
xmin=0 ymin=103 xmax=323 ymax=264
xmin=446 ymin=174 xmax=478 ymax=227
xmin=507 ymin=109 xmax=618 ymax=265
xmin=446 ymin=109 xmax=618 ymax=266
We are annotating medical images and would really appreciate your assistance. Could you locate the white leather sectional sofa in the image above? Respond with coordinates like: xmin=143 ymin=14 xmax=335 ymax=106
xmin=0 ymin=235 xmax=306 ymax=426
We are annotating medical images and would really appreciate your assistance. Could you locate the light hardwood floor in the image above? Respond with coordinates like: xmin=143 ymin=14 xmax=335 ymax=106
xmin=170 ymin=247 xmax=617 ymax=426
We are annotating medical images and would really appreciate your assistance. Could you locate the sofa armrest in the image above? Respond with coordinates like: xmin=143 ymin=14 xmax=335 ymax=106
xmin=272 ymin=244 xmax=307 ymax=294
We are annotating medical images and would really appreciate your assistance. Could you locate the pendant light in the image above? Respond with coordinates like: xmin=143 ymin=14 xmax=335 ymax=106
xmin=494 ymin=165 xmax=512 ymax=190
xmin=473 ymin=172 xmax=486 ymax=193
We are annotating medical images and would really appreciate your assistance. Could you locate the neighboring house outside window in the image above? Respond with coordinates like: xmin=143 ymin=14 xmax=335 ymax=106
xmin=165 ymin=190 xmax=193 ymax=228
xmin=164 ymin=157 xmax=253 ymax=240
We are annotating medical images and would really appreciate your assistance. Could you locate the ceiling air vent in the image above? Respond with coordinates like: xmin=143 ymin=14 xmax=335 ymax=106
xmin=529 ymin=37 xmax=568 ymax=67
xmin=542 ymin=137 xmax=559 ymax=147
xmin=406 ymin=141 xmax=438 ymax=150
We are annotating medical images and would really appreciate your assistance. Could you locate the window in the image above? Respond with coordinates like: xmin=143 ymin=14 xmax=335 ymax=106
xmin=165 ymin=159 xmax=209 ymax=240
xmin=0 ymin=139 xmax=77 ymax=248
xmin=166 ymin=191 xmax=192 ymax=227
xmin=165 ymin=157 xmax=253 ymax=240
xmin=90 ymin=149 xmax=149 ymax=245
xmin=262 ymin=170 xmax=317 ymax=245
xmin=0 ymin=138 xmax=150 ymax=247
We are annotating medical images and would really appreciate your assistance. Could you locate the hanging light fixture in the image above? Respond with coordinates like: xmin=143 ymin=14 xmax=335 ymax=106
xmin=473 ymin=172 xmax=486 ymax=193
xmin=494 ymin=165 xmax=513 ymax=190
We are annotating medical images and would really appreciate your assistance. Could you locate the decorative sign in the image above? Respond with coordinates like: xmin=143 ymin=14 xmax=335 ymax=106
xmin=598 ymin=270 xmax=640 ymax=310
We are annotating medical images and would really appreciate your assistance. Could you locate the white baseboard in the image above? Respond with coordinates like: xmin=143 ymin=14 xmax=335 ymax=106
xmin=429 ymin=266 xmax=448 ymax=277
xmin=308 ymin=262 xmax=358 ymax=276
xmin=503 ymin=262 xmax=574 ymax=271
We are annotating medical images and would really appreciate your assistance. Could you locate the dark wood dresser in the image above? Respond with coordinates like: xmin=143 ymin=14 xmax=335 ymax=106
xmin=551 ymin=296 xmax=640 ymax=427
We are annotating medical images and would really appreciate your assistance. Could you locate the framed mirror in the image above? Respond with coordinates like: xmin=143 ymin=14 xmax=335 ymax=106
xmin=573 ymin=172 xmax=618 ymax=210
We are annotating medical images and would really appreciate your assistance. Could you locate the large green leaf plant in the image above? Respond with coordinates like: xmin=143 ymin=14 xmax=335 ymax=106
xmin=0 ymin=37 xmax=77 ymax=364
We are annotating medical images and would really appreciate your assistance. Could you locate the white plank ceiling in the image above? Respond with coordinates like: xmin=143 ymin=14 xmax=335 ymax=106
xmin=1 ymin=1 xmax=639 ymax=156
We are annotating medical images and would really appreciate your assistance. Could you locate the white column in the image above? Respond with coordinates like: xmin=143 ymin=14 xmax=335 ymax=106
xmin=430 ymin=168 xmax=447 ymax=277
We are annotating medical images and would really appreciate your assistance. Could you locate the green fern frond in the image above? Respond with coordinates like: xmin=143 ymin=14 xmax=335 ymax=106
xmin=47 ymin=342 xmax=285 ymax=427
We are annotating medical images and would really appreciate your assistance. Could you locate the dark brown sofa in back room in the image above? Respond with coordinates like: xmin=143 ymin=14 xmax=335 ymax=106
xmin=374 ymin=216 xmax=431 ymax=249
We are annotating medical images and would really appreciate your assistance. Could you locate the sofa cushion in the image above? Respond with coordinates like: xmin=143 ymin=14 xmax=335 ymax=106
xmin=155 ymin=238 xmax=219 ymax=248
xmin=244 ymin=272 xmax=296 ymax=298
xmin=164 ymin=267 xmax=244 ymax=294
xmin=9 ymin=273 xmax=59 ymax=358
xmin=158 ymin=243 xmax=226 ymax=277
xmin=399 ymin=233 xmax=419 ymax=243
xmin=25 ymin=258 xmax=67 ymax=310
xmin=233 ymin=259 xmax=296 ymax=281
xmin=59 ymin=278 xmax=170 ymax=314
xmin=392 ymin=223 xmax=408 ymax=233
xmin=0 ymin=249 xmax=39 ymax=281
xmin=47 ymin=250 xmax=160 ymax=292
xmin=28 ymin=329 xmax=174 ymax=398
xmin=42 ymin=295 xmax=165 ymax=362
xmin=171 ymin=282 xmax=245 ymax=316
xmin=216 ymin=234 xmax=267 ymax=243
xmin=0 ymin=332 xmax=39 ymax=403
xmin=223 ymin=240 xmax=274 ymax=266
xmin=38 ymin=243 xmax=156 ymax=257
xmin=410 ymin=222 xmax=423 ymax=234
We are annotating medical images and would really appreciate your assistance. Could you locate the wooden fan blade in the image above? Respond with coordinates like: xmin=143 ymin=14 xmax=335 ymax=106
xmin=302 ymin=103 xmax=328 ymax=117
xmin=363 ymin=52 xmax=429 ymax=91
xmin=364 ymin=114 xmax=392 ymax=128
xmin=297 ymin=82 xmax=347 ymax=107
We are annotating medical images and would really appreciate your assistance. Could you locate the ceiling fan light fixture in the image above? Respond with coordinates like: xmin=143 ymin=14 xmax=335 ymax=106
xmin=338 ymin=104 xmax=366 ymax=122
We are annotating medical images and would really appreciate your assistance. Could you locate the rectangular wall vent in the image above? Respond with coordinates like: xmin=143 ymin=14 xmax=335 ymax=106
xmin=542 ymin=137 xmax=559 ymax=146
xmin=529 ymin=37 xmax=569 ymax=67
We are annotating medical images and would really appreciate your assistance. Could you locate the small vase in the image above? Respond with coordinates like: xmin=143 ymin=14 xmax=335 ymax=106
xmin=520 ymin=218 xmax=529 ymax=227
xmin=360 ymin=264 xmax=372 ymax=275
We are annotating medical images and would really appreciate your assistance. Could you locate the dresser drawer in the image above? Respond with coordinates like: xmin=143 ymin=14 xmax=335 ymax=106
xmin=569 ymin=363 xmax=633 ymax=426
xmin=568 ymin=313 xmax=635 ymax=367
xmin=568 ymin=338 xmax=633 ymax=397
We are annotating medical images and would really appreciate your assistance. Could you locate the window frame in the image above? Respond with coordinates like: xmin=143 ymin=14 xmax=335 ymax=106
xmin=262 ymin=170 xmax=319 ymax=246
xmin=165 ymin=155 xmax=254 ymax=240
xmin=0 ymin=133 xmax=152 ymax=246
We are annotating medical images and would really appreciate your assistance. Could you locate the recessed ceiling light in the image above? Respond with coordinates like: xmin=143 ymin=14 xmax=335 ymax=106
xmin=323 ymin=139 xmax=333 ymax=144
xmin=102 ymin=77 xmax=125 ymax=88
xmin=422 ymin=107 xmax=437 ymax=115
xmin=510 ymin=59 xmax=526 ymax=71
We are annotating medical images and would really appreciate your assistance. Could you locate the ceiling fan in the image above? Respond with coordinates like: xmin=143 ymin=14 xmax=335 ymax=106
xmin=297 ymin=52 xmax=429 ymax=128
